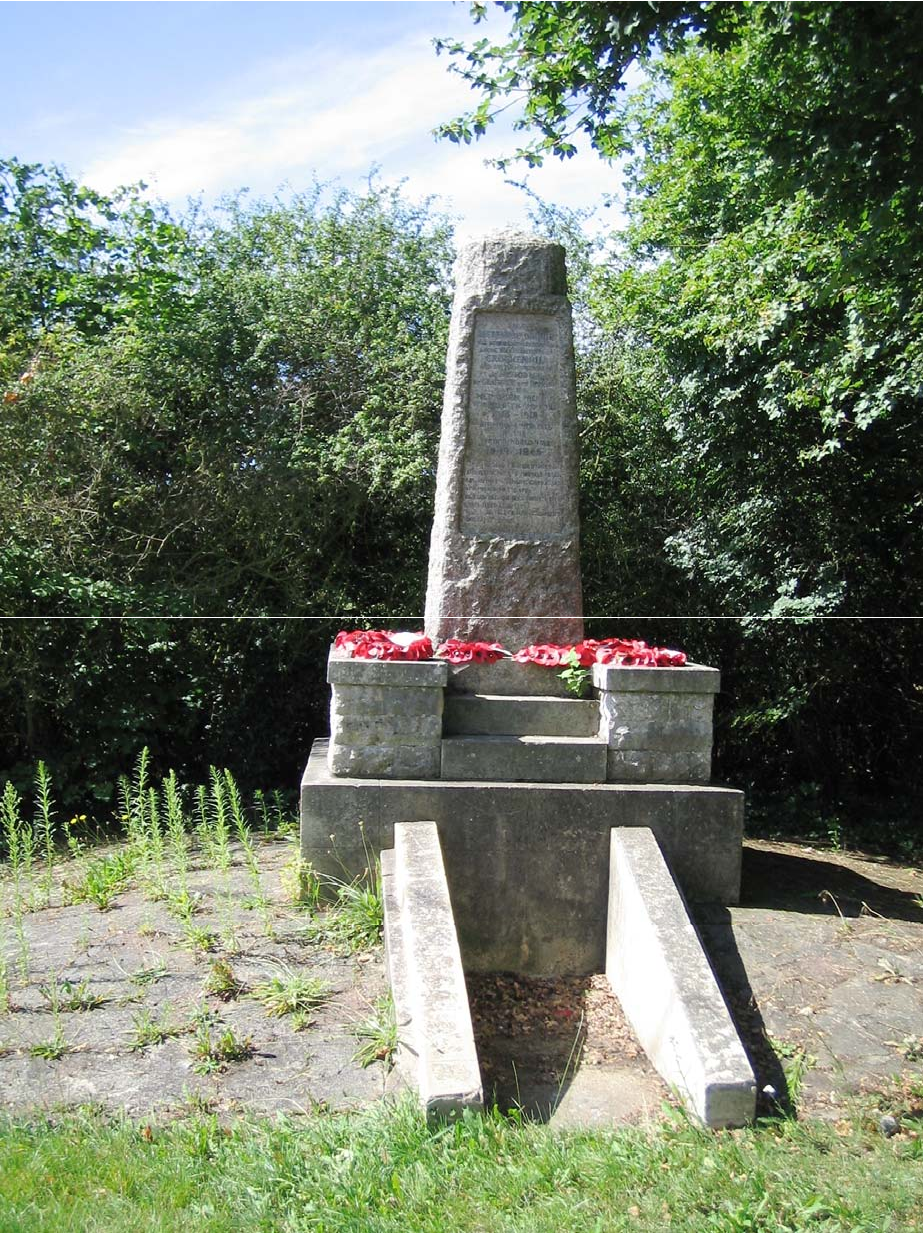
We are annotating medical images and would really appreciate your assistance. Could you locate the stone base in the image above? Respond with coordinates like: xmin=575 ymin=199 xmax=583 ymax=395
xmin=447 ymin=659 xmax=574 ymax=698
xmin=301 ymin=740 xmax=744 ymax=975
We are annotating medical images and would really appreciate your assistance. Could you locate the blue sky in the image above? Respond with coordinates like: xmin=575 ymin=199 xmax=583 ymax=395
xmin=3 ymin=1 xmax=622 ymax=238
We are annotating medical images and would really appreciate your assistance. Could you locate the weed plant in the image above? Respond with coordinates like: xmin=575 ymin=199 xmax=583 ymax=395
xmin=62 ymin=847 xmax=134 ymax=911
xmin=194 ymin=785 xmax=214 ymax=865
xmin=33 ymin=761 xmax=57 ymax=905
xmin=128 ymin=1007 xmax=185 ymax=1051
xmin=162 ymin=770 xmax=191 ymax=905
xmin=281 ymin=850 xmax=321 ymax=909
xmin=181 ymin=923 xmax=220 ymax=956
xmin=127 ymin=964 xmax=167 ymax=989
xmin=254 ymin=789 xmax=294 ymax=836
xmin=40 ymin=976 xmax=105 ymax=1013
xmin=203 ymin=958 xmax=246 ymax=1001
xmin=27 ymin=1026 xmax=72 ymax=1060
xmin=223 ymin=769 xmax=273 ymax=937
xmin=309 ymin=870 xmax=384 ymax=953
xmin=205 ymin=769 xmax=237 ymax=950
xmin=352 ymin=993 xmax=398 ymax=1069
xmin=189 ymin=1014 xmax=253 ymax=1074
xmin=250 ymin=966 xmax=330 ymax=1020
xmin=206 ymin=770 xmax=233 ymax=875
xmin=145 ymin=789 xmax=167 ymax=898
xmin=1 ymin=780 xmax=34 ymax=980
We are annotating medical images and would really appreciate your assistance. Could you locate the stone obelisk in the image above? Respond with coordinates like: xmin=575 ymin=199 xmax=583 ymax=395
xmin=424 ymin=233 xmax=583 ymax=650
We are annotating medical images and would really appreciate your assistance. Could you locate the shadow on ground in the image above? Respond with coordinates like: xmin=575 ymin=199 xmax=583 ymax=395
xmin=740 ymin=846 xmax=923 ymax=923
xmin=695 ymin=840 xmax=923 ymax=1122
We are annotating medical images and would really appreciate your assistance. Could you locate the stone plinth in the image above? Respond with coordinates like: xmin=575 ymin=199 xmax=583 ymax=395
xmin=326 ymin=652 xmax=448 ymax=780
xmin=447 ymin=657 xmax=573 ymax=697
xmin=301 ymin=740 xmax=744 ymax=974
xmin=593 ymin=663 xmax=719 ymax=784
xmin=424 ymin=234 xmax=583 ymax=649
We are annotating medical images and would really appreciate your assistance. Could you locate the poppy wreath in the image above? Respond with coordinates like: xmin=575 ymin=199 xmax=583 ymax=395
xmin=434 ymin=639 xmax=509 ymax=665
xmin=513 ymin=638 xmax=687 ymax=668
xmin=334 ymin=631 xmax=686 ymax=667
xmin=333 ymin=629 xmax=434 ymax=661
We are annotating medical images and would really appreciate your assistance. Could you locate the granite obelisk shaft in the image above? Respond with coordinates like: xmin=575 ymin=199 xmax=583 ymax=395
xmin=424 ymin=233 xmax=583 ymax=649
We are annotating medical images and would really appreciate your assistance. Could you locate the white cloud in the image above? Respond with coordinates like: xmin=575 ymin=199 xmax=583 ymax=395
xmin=81 ymin=28 xmax=622 ymax=235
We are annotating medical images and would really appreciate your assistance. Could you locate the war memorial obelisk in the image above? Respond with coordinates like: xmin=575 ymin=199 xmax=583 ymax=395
xmin=424 ymin=233 xmax=583 ymax=650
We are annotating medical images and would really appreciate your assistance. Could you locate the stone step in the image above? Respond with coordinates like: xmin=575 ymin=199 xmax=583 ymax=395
xmin=444 ymin=693 xmax=600 ymax=738
xmin=441 ymin=734 xmax=608 ymax=783
xmin=447 ymin=659 xmax=574 ymax=698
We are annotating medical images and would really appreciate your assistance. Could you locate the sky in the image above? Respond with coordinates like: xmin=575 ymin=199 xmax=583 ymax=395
xmin=2 ymin=0 xmax=623 ymax=239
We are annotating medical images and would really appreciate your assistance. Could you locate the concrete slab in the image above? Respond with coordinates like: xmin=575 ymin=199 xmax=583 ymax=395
xmin=606 ymin=827 xmax=756 ymax=1128
xmin=694 ymin=838 xmax=923 ymax=1119
xmin=441 ymin=734 xmax=608 ymax=783
xmin=4 ymin=836 xmax=920 ymax=1127
xmin=380 ymin=848 xmax=414 ymax=1090
xmin=550 ymin=1068 xmax=667 ymax=1129
xmin=302 ymin=740 xmax=745 ymax=974
xmin=383 ymin=822 xmax=483 ymax=1121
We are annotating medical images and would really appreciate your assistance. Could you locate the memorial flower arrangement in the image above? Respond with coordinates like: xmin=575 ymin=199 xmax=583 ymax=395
xmin=332 ymin=629 xmax=433 ymax=661
xmin=333 ymin=630 xmax=686 ymax=674
xmin=512 ymin=639 xmax=686 ymax=669
xmin=434 ymin=639 xmax=508 ymax=665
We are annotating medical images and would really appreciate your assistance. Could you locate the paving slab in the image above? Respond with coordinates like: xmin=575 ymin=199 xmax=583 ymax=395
xmin=694 ymin=840 xmax=923 ymax=1119
xmin=2 ymin=836 xmax=920 ymax=1126
xmin=606 ymin=828 xmax=756 ymax=1128
xmin=0 ymin=841 xmax=403 ymax=1119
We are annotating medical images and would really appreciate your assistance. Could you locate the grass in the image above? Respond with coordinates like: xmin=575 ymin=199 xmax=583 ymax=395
xmin=769 ymin=1038 xmax=818 ymax=1107
xmin=62 ymin=846 xmax=135 ymax=911
xmin=188 ymin=1013 xmax=253 ymax=1074
xmin=250 ymin=966 xmax=331 ymax=1020
xmin=27 ymin=1028 xmax=73 ymax=1061
xmin=180 ymin=923 xmax=220 ymax=955
xmin=308 ymin=870 xmax=384 ymax=953
xmin=203 ymin=958 xmax=246 ymax=1001
xmin=127 ymin=963 xmax=167 ymax=989
xmin=39 ymin=976 xmax=105 ymax=1013
xmin=352 ymin=993 xmax=398 ymax=1069
xmin=127 ymin=1008 xmax=186 ymax=1051
xmin=0 ymin=1098 xmax=921 ymax=1232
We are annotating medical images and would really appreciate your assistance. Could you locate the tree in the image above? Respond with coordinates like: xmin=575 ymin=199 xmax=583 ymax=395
xmin=0 ymin=167 xmax=454 ymax=801
xmin=442 ymin=2 xmax=923 ymax=805
xmin=435 ymin=1 xmax=731 ymax=165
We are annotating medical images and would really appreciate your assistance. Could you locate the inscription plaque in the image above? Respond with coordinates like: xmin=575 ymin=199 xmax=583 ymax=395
xmin=460 ymin=312 xmax=565 ymax=538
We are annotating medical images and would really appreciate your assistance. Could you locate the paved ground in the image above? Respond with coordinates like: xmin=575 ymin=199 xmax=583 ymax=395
xmin=697 ymin=839 xmax=923 ymax=1122
xmin=1 ymin=837 xmax=920 ymax=1127
xmin=0 ymin=842 xmax=402 ymax=1119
